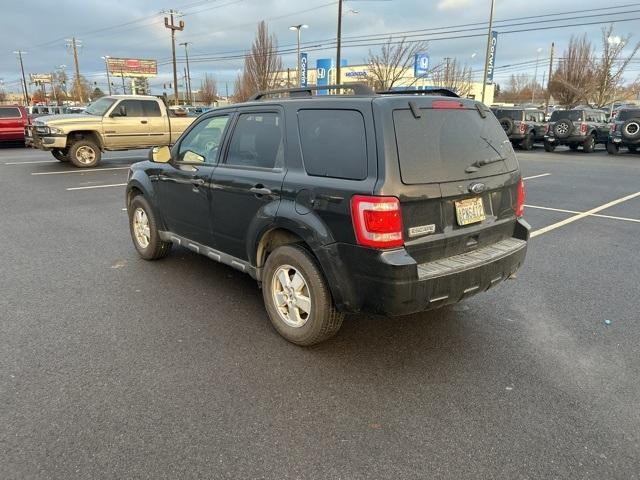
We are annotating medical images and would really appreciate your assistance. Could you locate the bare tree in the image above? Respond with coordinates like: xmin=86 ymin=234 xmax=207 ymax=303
xmin=233 ymin=21 xmax=283 ymax=102
xmin=200 ymin=74 xmax=218 ymax=105
xmin=0 ymin=90 xmax=6 ymax=104
xmin=497 ymin=74 xmax=542 ymax=104
xmin=69 ymin=74 xmax=91 ymax=103
xmin=590 ymin=25 xmax=640 ymax=108
xmin=366 ymin=37 xmax=429 ymax=91
xmin=549 ymin=35 xmax=596 ymax=108
xmin=430 ymin=57 xmax=473 ymax=98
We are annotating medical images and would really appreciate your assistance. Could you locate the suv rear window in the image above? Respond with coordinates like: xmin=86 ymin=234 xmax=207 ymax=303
xmin=298 ymin=109 xmax=367 ymax=180
xmin=0 ymin=107 xmax=21 ymax=118
xmin=617 ymin=109 xmax=640 ymax=121
xmin=493 ymin=109 xmax=523 ymax=121
xmin=393 ymin=107 xmax=518 ymax=184
xmin=550 ymin=110 xmax=582 ymax=122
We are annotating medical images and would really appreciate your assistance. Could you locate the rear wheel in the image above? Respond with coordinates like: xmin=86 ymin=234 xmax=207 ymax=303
xmin=262 ymin=245 xmax=344 ymax=346
xmin=128 ymin=195 xmax=172 ymax=260
xmin=544 ymin=141 xmax=556 ymax=152
xmin=583 ymin=135 xmax=596 ymax=153
xmin=51 ymin=148 xmax=69 ymax=162
xmin=521 ymin=132 xmax=534 ymax=151
xmin=69 ymin=139 xmax=101 ymax=168
xmin=606 ymin=142 xmax=620 ymax=155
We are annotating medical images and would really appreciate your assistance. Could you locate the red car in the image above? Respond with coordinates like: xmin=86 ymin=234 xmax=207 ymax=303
xmin=0 ymin=105 xmax=29 ymax=144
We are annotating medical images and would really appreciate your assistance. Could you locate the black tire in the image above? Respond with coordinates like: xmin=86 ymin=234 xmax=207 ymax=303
xmin=51 ymin=148 xmax=69 ymax=162
xmin=606 ymin=142 xmax=620 ymax=155
xmin=583 ymin=134 xmax=596 ymax=153
xmin=628 ymin=145 xmax=638 ymax=153
xmin=544 ymin=141 xmax=556 ymax=152
xmin=553 ymin=120 xmax=573 ymax=139
xmin=569 ymin=143 xmax=580 ymax=151
xmin=521 ymin=132 xmax=534 ymax=150
xmin=499 ymin=117 xmax=514 ymax=135
xmin=128 ymin=195 xmax=172 ymax=260
xmin=262 ymin=244 xmax=344 ymax=346
xmin=68 ymin=139 xmax=101 ymax=168
xmin=621 ymin=118 xmax=640 ymax=141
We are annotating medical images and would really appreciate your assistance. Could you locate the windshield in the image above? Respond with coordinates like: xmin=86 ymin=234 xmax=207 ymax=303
xmin=550 ymin=110 xmax=582 ymax=122
xmin=493 ymin=109 xmax=523 ymax=120
xmin=617 ymin=109 xmax=640 ymax=121
xmin=85 ymin=98 xmax=116 ymax=116
xmin=393 ymin=107 xmax=518 ymax=184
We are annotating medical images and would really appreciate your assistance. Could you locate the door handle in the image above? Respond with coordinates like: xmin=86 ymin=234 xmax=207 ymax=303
xmin=191 ymin=178 xmax=205 ymax=187
xmin=250 ymin=185 xmax=272 ymax=196
xmin=141 ymin=120 xmax=148 ymax=124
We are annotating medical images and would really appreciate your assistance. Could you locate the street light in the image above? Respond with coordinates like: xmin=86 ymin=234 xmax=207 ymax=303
xmin=289 ymin=24 xmax=308 ymax=87
xmin=101 ymin=56 xmax=112 ymax=95
xmin=608 ymin=36 xmax=624 ymax=117
xmin=531 ymin=47 xmax=543 ymax=103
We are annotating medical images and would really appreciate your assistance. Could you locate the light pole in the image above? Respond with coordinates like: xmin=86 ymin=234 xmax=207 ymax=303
xmin=608 ymin=35 xmax=623 ymax=118
xmin=13 ymin=51 xmax=30 ymax=105
xmin=289 ymin=24 xmax=308 ymax=87
xmin=531 ymin=47 xmax=543 ymax=103
xmin=481 ymin=0 xmax=496 ymax=103
xmin=179 ymin=42 xmax=193 ymax=104
xmin=101 ymin=56 xmax=112 ymax=95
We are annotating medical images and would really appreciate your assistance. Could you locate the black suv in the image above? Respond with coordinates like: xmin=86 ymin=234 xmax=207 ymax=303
xmin=544 ymin=109 xmax=609 ymax=152
xmin=491 ymin=107 xmax=546 ymax=150
xmin=607 ymin=108 xmax=640 ymax=154
xmin=126 ymin=84 xmax=529 ymax=346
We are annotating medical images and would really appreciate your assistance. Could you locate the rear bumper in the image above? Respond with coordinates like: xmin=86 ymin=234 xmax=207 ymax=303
xmin=318 ymin=218 xmax=530 ymax=316
xmin=610 ymin=134 xmax=640 ymax=146
xmin=545 ymin=134 xmax=593 ymax=144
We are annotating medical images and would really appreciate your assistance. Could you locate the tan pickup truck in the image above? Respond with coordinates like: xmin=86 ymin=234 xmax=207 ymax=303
xmin=25 ymin=95 xmax=196 ymax=167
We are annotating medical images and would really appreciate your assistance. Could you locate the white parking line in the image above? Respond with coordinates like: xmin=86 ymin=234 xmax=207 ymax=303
xmin=5 ymin=160 xmax=58 ymax=165
xmin=32 ymin=167 xmax=130 ymax=175
xmin=523 ymin=173 xmax=551 ymax=180
xmin=530 ymin=191 xmax=640 ymax=237
xmin=526 ymin=204 xmax=640 ymax=224
xmin=66 ymin=183 xmax=127 ymax=191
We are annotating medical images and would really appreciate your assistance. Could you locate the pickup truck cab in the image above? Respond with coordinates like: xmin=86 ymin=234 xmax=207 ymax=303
xmin=25 ymin=95 xmax=196 ymax=167
xmin=0 ymin=105 xmax=28 ymax=145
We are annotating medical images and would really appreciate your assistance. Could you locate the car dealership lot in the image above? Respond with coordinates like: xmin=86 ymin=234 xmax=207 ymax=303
xmin=1 ymin=145 xmax=639 ymax=479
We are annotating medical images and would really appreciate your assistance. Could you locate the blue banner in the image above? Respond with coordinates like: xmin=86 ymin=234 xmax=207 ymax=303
xmin=300 ymin=53 xmax=308 ymax=87
xmin=486 ymin=31 xmax=498 ymax=83
xmin=414 ymin=53 xmax=429 ymax=77
xmin=316 ymin=58 xmax=332 ymax=95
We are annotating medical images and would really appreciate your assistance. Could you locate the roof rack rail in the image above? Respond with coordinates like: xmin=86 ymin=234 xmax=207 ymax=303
xmin=249 ymin=83 xmax=374 ymax=101
xmin=376 ymin=88 xmax=460 ymax=98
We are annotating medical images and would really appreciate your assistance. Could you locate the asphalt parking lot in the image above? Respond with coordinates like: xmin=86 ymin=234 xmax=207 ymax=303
xmin=1 ymin=143 xmax=639 ymax=479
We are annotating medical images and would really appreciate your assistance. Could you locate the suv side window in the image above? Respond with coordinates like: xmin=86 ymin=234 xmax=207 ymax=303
xmin=141 ymin=100 xmax=162 ymax=117
xmin=0 ymin=107 xmax=21 ymax=118
xmin=178 ymin=115 xmax=230 ymax=164
xmin=224 ymin=112 xmax=284 ymax=169
xmin=118 ymin=100 xmax=145 ymax=117
xmin=524 ymin=112 xmax=537 ymax=122
xmin=298 ymin=109 xmax=367 ymax=180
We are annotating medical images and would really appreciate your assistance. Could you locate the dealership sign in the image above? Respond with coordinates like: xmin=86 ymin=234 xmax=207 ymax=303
xmin=107 ymin=58 xmax=158 ymax=77
xmin=345 ymin=70 xmax=367 ymax=78
xmin=414 ymin=53 xmax=430 ymax=77
xmin=486 ymin=31 xmax=498 ymax=83
xmin=316 ymin=58 xmax=332 ymax=95
xmin=300 ymin=53 xmax=308 ymax=87
xmin=29 ymin=73 xmax=53 ymax=83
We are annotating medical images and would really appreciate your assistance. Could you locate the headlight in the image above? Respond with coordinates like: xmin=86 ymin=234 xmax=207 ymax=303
xmin=48 ymin=127 xmax=64 ymax=135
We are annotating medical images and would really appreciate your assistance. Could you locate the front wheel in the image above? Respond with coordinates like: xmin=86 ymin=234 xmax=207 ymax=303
xmin=521 ymin=133 xmax=534 ymax=151
xmin=583 ymin=135 xmax=596 ymax=153
xmin=51 ymin=148 xmax=69 ymax=162
xmin=69 ymin=139 xmax=101 ymax=168
xmin=544 ymin=141 xmax=556 ymax=152
xmin=606 ymin=142 xmax=620 ymax=155
xmin=262 ymin=245 xmax=344 ymax=346
xmin=128 ymin=195 xmax=172 ymax=260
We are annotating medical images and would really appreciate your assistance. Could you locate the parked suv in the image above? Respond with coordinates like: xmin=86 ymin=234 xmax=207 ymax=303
xmin=491 ymin=107 xmax=546 ymax=150
xmin=607 ymin=108 xmax=640 ymax=154
xmin=544 ymin=109 xmax=609 ymax=152
xmin=126 ymin=85 xmax=529 ymax=346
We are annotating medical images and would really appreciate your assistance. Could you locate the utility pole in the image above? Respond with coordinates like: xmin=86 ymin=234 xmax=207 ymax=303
xmin=163 ymin=10 xmax=184 ymax=106
xmin=289 ymin=25 xmax=308 ymax=87
xmin=13 ymin=51 xmax=30 ymax=105
xmin=66 ymin=37 xmax=84 ymax=103
xmin=481 ymin=0 xmax=496 ymax=103
xmin=545 ymin=42 xmax=555 ymax=115
xmin=531 ymin=48 xmax=542 ymax=103
xmin=101 ymin=56 xmax=112 ymax=95
xmin=179 ymin=42 xmax=192 ymax=104
xmin=335 ymin=0 xmax=343 ymax=85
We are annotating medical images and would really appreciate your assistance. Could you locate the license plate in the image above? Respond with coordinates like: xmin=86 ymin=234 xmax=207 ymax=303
xmin=455 ymin=197 xmax=486 ymax=226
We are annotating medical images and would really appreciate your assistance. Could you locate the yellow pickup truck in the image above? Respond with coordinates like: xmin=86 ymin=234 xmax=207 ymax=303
xmin=25 ymin=95 xmax=197 ymax=167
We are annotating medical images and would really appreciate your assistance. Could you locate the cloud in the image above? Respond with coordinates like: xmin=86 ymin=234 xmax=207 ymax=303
xmin=437 ymin=0 xmax=474 ymax=10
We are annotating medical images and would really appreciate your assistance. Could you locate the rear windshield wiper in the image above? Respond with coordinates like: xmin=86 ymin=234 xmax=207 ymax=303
xmin=466 ymin=137 xmax=506 ymax=172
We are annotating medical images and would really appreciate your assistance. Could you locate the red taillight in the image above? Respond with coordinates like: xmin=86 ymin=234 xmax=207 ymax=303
xmin=519 ymin=122 xmax=527 ymax=134
xmin=351 ymin=195 xmax=404 ymax=249
xmin=611 ymin=123 xmax=617 ymax=133
xmin=580 ymin=123 xmax=588 ymax=134
xmin=432 ymin=100 xmax=465 ymax=109
xmin=545 ymin=124 xmax=550 ymax=134
xmin=515 ymin=178 xmax=525 ymax=217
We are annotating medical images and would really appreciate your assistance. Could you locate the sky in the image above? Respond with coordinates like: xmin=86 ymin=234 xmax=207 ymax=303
xmin=2 ymin=0 xmax=640 ymax=96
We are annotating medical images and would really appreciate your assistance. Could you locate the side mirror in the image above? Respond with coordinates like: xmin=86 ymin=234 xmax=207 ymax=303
xmin=150 ymin=146 xmax=171 ymax=163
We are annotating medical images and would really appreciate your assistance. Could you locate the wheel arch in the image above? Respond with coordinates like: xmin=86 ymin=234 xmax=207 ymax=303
xmin=66 ymin=130 xmax=104 ymax=150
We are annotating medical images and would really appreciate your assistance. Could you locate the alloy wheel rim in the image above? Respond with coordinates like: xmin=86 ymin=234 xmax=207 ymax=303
xmin=132 ymin=207 xmax=151 ymax=249
xmin=272 ymin=264 xmax=311 ymax=328
xmin=557 ymin=123 xmax=569 ymax=134
xmin=76 ymin=146 xmax=96 ymax=164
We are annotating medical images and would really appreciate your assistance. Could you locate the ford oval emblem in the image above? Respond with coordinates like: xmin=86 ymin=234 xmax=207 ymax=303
xmin=469 ymin=182 xmax=486 ymax=194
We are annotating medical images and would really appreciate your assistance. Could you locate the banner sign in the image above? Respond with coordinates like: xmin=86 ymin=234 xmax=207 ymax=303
xmin=107 ymin=58 xmax=157 ymax=78
xmin=414 ymin=53 xmax=430 ymax=77
xmin=486 ymin=31 xmax=498 ymax=83
xmin=300 ymin=53 xmax=308 ymax=87
xmin=30 ymin=73 xmax=53 ymax=83
xmin=316 ymin=58 xmax=332 ymax=95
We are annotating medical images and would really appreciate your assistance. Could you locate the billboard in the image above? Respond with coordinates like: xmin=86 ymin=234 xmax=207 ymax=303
xmin=30 ymin=73 xmax=53 ymax=83
xmin=106 ymin=58 xmax=157 ymax=78
xmin=316 ymin=58 xmax=332 ymax=95
xmin=414 ymin=53 xmax=430 ymax=77
xmin=300 ymin=53 xmax=308 ymax=87
xmin=486 ymin=31 xmax=498 ymax=83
